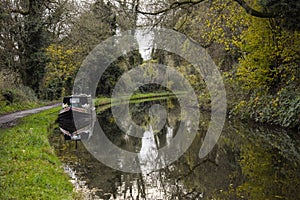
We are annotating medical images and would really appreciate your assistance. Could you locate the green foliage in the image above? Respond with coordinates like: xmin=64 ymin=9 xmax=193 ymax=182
xmin=94 ymin=91 xmax=187 ymax=113
xmin=20 ymin=0 xmax=53 ymax=93
xmin=0 ymin=85 xmax=40 ymax=115
xmin=187 ymin=0 xmax=300 ymax=128
xmin=96 ymin=51 xmax=143 ymax=97
xmin=231 ymin=87 xmax=300 ymax=128
xmin=0 ymin=69 xmax=43 ymax=114
xmin=42 ymin=0 xmax=119 ymax=99
xmin=41 ymin=44 xmax=80 ymax=100
xmin=0 ymin=68 xmax=22 ymax=90
xmin=226 ymin=3 xmax=300 ymax=128
xmin=236 ymin=16 xmax=300 ymax=91
xmin=0 ymin=107 xmax=74 ymax=199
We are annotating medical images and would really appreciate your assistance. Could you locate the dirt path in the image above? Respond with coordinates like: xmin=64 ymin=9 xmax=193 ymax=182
xmin=0 ymin=103 xmax=60 ymax=128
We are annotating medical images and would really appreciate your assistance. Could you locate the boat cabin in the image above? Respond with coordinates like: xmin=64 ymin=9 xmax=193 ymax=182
xmin=62 ymin=95 xmax=92 ymax=109
xmin=59 ymin=94 xmax=94 ymax=141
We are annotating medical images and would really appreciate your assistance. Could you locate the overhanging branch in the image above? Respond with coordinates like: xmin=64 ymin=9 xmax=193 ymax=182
xmin=11 ymin=9 xmax=29 ymax=15
xmin=234 ymin=0 xmax=277 ymax=18
xmin=137 ymin=0 xmax=205 ymax=15
xmin=137 ymin=0 xmax=278 ymax=18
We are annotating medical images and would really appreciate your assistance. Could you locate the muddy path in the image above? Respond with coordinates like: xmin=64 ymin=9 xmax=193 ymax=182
xmin=0 ymin=103 xmax=60 ymax=128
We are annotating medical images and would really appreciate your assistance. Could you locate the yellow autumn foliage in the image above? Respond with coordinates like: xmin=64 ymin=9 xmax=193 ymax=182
xmin=41 ymin=44 xmax=80 ymax=99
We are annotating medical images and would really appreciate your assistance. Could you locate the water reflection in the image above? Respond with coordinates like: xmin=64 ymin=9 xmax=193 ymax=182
xmin=50 ymin=100 xmax=300 ymax=200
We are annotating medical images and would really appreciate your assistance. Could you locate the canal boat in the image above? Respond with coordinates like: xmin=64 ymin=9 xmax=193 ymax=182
xmin=58 ymin=94 xmax=95 ymax=140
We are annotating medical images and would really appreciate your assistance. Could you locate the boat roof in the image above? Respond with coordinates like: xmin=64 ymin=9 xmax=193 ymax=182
xmin=62 ymin=95 xmax=92 ymax=104
xmin=64 ymin=94 xmax=91 ymax=98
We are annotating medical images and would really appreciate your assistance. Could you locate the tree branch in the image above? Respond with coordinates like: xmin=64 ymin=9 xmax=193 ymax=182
xmin=137 ymin=0 xmax=205 ymax=15
xmin=11 ymin=9 xmax=29 ymax=15
xmin=234 ymin=0 xmax=277 ymax=18
xmin=137 ymin=0 xmax=278 ymax=18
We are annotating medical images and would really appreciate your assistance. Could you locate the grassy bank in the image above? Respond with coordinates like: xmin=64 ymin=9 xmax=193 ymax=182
xmin=0 ymin=85 xmax=55 ymax=115
xmin=94 ymin=91 xmax=187 ymax=113
xmin=0 ymin=101 xmax=47 ymax=115
xmin=0 ymin=107 xmax=74 ymax=199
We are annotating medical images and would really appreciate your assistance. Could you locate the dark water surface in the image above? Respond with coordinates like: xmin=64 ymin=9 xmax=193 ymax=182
xmin=50 ymin=102 xmax=300 ymax=200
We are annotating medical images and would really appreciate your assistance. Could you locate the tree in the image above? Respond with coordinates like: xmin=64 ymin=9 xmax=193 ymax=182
xmin=41 ymin=0 xmax=121 ymax=98
xmin=110 ymin=0 xmax=140 ymax=30
xmin=41 ymin=44 xmax=79 ymax=100
xmin=0 ymin=0 xmax=77 ymax=95
xmin=236 ymin=16 xmax=300 ymax=92
xmin=0 ymin=1 xmax=22 ymax=80
xmin=19 ymin=0 xmax=51 ymax=94
xmin=137 ymin=0 xmax=299 ymax=20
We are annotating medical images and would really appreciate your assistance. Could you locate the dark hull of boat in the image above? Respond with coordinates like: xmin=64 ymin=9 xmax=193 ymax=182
xmin=58 ymin=107 xmax=91 ymax=134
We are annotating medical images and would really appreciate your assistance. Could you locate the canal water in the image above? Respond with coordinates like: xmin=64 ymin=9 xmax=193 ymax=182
xmin=50 ymin=100 xmax=300 ymax=200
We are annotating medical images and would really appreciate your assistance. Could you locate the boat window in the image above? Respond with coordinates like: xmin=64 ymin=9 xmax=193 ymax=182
xmin=80 ymin=97 xmax=88 ymax=105
xmin=70 ymin=98 xmax=80 ymax=107
xmin=62 ymin=96 xmax=90 ymax=108
xmin=70 ymin=98 xmax=80 ymax=104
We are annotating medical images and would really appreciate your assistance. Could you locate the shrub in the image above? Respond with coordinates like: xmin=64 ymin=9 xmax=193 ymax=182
xmin=231 ymin=87 xmax=300 ymax=129
xmin=0 ymin=85 xmax=39 ymax=114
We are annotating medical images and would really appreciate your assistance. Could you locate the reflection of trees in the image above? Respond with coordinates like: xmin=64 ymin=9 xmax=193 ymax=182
xmin=171 ymin=119 xmax=300 ymax=200
xmin=152 ymin=115 xmax=300 ymax=200
xmin=51 ymin=99 xmax=300 ymax=199
xmin=233 ymin=128 xmax=300 ymax=200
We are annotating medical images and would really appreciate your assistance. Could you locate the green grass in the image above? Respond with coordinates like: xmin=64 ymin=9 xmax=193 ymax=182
xmin=0 ymin=101 xmax=42 ymax=115
xmin=0 ymin=100 xmax=60 ymax=115
xmin=0 ymin=107 xmax=74 ymax=200
xmin=94 ymin=91 xmax=187 ymax=112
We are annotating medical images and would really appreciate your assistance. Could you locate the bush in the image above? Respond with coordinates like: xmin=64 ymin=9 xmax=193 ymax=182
xmin=0 ymin=86 xmax=38 ymax=104
xmin=231 ymin=87 xmax=300 ymax=129
xmin=0 ymin=85 xmax=39 ymax=114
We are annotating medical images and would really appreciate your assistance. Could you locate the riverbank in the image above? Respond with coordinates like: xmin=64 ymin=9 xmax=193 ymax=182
xmin=228 ymin=87 xmax=300 ymax=130
xmin=94 ymin=91 xmax=188 ymax=113
xmin=0 ymin=107 xmax=74 ymax=199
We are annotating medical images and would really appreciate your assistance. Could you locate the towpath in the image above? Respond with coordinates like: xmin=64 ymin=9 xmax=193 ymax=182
xmin=0 ymin=103 xmax=60 ymax=128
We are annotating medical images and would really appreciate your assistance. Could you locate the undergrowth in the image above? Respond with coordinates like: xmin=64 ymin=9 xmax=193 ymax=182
xmin=230 ymin=86 xmax=300 ymax=129
xmin=0 ymin=86 xmax=49 ymax=115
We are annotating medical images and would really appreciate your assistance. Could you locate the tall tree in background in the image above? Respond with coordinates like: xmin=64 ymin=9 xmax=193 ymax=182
xmin=20 ymin=0 xmax=50 ymax=94
xmin=0 ymin=0 xmax=74 ymax=94
xmin=42 ymin=0 xmax=119 ymax=99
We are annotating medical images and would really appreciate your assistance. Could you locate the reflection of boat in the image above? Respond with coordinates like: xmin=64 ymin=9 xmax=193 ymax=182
xmin=58 ymin=94 xmax=95 ymax=140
